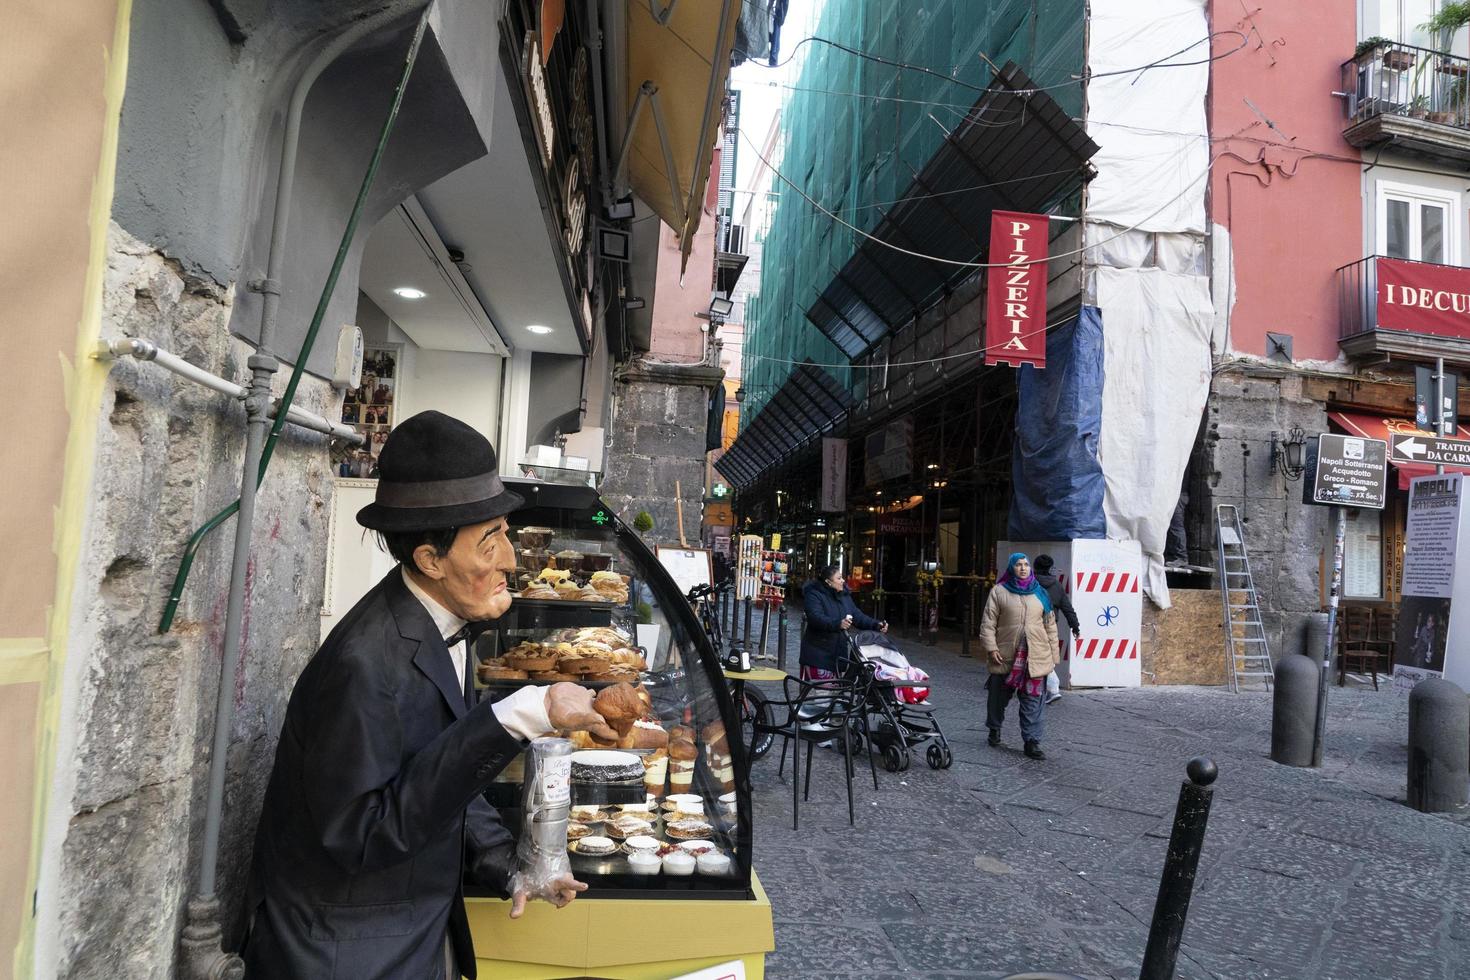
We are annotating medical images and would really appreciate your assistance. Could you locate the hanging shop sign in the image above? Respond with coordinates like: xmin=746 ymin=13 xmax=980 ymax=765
xmin=1377 ymin=257 xmax=1470 ymax=340
xmin=1301 ymin=434 xmax=1389 ymax=510
xmin=820 ymin=437 xmax=847 ymax=512
xmin=523 ymin=32 xmax=555 ymax=168
xmin=983 ymin=210 xmax=1049 ymax=369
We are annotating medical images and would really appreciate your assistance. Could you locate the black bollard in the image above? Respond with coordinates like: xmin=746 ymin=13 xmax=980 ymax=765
xmin=1140 ymin=758 xmax=1218 ymax=980
xmin=728 ymin=591 xmax=741 ymax=647
xmin=721 ymin=587 xmax=730 ymax=634
xmin=743 ymin=597 xmax=754 ymax=649
xmin=1407 ymin=677 xmax=1470 ymax=813
xmin=759 ymin=600 xmax=771 ymax=659
xmin=1271 ymin=653 xmax=1317 ymax=767
xmin=777 ymin=604 xmax=788 ymax=671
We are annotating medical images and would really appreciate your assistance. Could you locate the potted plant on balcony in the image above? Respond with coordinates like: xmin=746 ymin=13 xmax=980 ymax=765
xmin=1355 ymin=35 xmax=1393 ymax=62
xmin=1412 ymin=93 xmax=1432 ymax=118
xmin=1427 ymin=4 xmax=1470 ymax=76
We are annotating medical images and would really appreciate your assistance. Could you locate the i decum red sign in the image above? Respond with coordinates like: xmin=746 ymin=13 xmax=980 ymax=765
xmin=1377 ymin=257 xmax=1470 ymax=339
xmin=984 ymin=210 xmax=1049 ymax=369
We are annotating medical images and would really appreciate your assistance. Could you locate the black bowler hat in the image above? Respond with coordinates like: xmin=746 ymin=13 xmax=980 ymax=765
xmin=356 ymin=411 xmax=524 ymax=532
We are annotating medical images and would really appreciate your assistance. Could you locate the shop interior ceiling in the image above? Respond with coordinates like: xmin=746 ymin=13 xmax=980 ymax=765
xmin=402 ymin=70 xmax=588 ymax=356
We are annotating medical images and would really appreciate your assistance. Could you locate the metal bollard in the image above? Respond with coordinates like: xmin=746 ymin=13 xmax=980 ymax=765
xmin=759 ymin=600 xmax=771 ymax=659
xmin=743 ymin=597 xmax=754 ymax=649
xmin=776 ymin=604 xmax=788 ymax=671
xmin=728 ymin=591 xmax=741 ymax=647
xmin=1270 ymin=653 xmax=1317 ymax=767
xmin=1407 ymin=677 xmax=1470 ymax=813
xmin=1140 ymin=757 xmax=1218 ymax=980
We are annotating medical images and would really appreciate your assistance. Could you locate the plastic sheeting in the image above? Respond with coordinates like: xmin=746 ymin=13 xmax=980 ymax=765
xmin=1009 ymin=307 xmax=1107 ymax=542
xmin=1093 ymin=267 xmax=1213 ymax=607
xmin=1085 ymin=0 xmax=1210 ymax=233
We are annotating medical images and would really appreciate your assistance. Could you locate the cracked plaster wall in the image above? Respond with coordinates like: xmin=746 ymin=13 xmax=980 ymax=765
xmin=39 ymin=224 xmax=336 ymax=977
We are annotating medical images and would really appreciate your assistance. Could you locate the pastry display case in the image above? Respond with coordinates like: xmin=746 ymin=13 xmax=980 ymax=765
xmin=471 ymin=478 xmax=753 ymax=899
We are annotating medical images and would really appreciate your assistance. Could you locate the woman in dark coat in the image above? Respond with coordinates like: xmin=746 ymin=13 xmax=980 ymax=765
xmin=800 ymin=563 xmax=887 ymax=680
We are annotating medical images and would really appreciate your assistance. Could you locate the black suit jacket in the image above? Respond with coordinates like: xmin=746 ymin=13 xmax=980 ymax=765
xmin=243 ymin=569 xmax=524 ymax=979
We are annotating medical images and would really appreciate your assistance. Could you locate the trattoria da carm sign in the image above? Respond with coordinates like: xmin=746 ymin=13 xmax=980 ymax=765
xmin=984 ymin=210 xmax=1049 ymax=369
xmin=1377 ymin=257 xmax=1470 ymax=338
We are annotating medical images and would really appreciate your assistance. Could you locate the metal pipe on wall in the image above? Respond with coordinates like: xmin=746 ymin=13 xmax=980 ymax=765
xmin=100 ymin=338 xmax=363 ymax=444
xmin=179 ymin=7 xmax=432 ymax=979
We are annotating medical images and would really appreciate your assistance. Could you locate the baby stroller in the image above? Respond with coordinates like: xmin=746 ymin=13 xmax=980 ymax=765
xmin=841 ymin=630 xmax=953 ymax=772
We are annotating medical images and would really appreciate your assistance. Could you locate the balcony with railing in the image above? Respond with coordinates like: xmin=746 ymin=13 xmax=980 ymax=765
xmin=1338 ymin=254 xmax=1470 ymax=361
xmin=1341 ymin=41 xmax=1470 ymax=163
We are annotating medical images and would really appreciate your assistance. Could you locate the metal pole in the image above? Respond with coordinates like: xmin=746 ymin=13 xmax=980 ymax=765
xmin=1140 ymin=758 xmax=1219 ymax=980
xmin=1436 ymin=356 xmax=1447 ymax=476
xmin=961 ymin=584 xmax=972 ymax=658
xmin=759 ymin=599 xmax=771 ymax=659
xmin=1312 ymin=506 xmax=1347 ymax=767
xmin=777 ymin=604 xmax=788 ymax=671
xmin=743 ymin=596 xmax=754 ymax=648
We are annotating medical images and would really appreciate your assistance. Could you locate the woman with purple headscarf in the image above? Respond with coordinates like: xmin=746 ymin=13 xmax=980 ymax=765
xmin=978 ymin=553 xmax=1060 ymax=759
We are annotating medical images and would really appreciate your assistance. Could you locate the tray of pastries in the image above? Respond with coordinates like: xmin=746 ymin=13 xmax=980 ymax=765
xmin=517 ymin=568 xmax=630 ymax=604
xmin=477 ymin=629 xmax=647 ymax=685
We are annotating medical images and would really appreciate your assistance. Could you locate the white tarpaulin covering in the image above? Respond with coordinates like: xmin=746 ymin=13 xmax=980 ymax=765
xmin=1086 ymin=0 xmax=1210 ymax=233
xmin=1084 ymin=0 xmax=1214 ymax=608
xmin=1093 ymin=266 xmax=1214 ymax=607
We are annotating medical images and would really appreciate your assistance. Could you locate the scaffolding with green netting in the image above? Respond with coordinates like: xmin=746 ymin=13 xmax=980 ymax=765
xmin=740 ymin=0 xmax=1084 ymax=424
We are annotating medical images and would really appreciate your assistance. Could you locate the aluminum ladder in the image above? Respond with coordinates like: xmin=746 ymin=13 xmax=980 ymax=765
xmin=1216 ymin=505 xmax=1274 ymax=692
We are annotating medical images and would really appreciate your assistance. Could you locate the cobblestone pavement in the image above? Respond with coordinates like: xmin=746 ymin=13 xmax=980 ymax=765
xmin=742 ymin=632 xmax=1470 ymax=979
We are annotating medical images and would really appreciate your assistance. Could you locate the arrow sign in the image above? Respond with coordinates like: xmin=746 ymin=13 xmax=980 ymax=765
xmin=1390 ymin=432 xmax=1470 ymax=467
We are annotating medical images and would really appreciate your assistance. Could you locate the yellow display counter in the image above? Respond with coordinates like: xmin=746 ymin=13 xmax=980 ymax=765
xmin=467 ymin=871 xmax=774 ymax=978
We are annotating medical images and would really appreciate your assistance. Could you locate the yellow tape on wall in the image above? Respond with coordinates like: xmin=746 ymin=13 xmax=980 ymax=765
xmin=7 ymin=0 xmax=132 ymax=975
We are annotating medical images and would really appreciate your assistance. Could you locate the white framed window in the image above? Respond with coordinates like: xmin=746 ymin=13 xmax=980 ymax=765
xmin=1376 ymin=180 xmax=1460 ymax=264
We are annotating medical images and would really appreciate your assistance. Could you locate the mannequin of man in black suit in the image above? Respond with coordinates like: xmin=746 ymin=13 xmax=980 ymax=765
xmin=244 ymin=412 xmax=615 ymax=979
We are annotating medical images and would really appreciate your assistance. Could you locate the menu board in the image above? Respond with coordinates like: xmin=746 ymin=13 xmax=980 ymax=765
xmin=1343 ymin=508 xmax=1383 ymax=598
xmin=1394 ymin=474 xmax=1465 ymax=691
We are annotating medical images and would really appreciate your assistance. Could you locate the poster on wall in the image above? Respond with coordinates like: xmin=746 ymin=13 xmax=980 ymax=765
xmin=1343 ymin=508 xmax=1383 ymax=599
xmin=340 ymin=345 xmax=399 ymax=476
xmin=1393 ymin=473 xmax=1468 ymax=690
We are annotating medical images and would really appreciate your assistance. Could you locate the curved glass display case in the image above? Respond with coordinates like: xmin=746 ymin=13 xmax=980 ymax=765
xmin=471 ymin=478 xmax=752 ymax=899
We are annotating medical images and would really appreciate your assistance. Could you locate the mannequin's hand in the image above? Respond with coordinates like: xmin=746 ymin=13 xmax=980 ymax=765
xmin=545 ymin=683 xmax=617 ymax=741
xmin=509 ymin=873 xmax=587 ymax=918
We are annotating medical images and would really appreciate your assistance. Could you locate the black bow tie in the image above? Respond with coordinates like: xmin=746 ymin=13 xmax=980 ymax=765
xmin=443 ymin=622 xmax=492 ymax=648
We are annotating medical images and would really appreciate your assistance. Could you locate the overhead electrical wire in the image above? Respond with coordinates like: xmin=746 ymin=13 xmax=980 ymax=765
xmin=741 ymin=127 xmax=1209 ymax=269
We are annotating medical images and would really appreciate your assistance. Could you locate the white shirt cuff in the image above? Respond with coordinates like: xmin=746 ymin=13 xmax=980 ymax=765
xmin=490 ymin=685 xmax=554 ymax=742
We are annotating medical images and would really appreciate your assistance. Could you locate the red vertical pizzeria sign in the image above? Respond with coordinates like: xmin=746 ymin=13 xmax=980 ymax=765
xmin=984 ymin=210 xmax=1049 ymax=369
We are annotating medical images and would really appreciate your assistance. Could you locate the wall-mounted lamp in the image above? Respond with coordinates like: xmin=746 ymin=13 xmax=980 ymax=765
xmin=709 ymin=296 xmax=734 ymax=318
xmin=734 ymin=386 xmax=745 ymax=403
xmin=623 ymin=296 xmax=646 ymax=311
xmin=1270 ymin=426 xmax=1306 ymax=480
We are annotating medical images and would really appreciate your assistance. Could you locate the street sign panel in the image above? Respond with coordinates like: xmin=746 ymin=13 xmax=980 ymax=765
xmin=1302 ymin=434 xmax=1388 ymax=510
xmin=1390 ymin=432 xmax=1470 ymax=468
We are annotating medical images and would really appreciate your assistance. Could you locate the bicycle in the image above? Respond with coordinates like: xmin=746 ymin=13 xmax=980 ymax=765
xmin=686 ymin=583 xmax=774 ymax=761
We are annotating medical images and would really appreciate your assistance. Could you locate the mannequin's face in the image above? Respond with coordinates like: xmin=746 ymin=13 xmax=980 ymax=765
xmin=413 ymin=517 xmax=516 ymax=621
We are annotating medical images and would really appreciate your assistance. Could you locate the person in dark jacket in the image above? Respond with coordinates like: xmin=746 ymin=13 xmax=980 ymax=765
xmin=243 ymin=412 xmax=616 ymax=980
xmin=1034 ymin=554 xmax=1080 ymax=704
xmin=800 ymin=563 xmax=886 ymax=680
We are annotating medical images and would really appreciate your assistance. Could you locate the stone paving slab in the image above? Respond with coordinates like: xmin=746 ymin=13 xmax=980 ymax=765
xmin=744 ymin=629 xmax=1470 ymax=979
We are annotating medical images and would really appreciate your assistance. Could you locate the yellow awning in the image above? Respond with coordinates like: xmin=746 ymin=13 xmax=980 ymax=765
xmin=624 ymin=0 xmax=741 ymax=264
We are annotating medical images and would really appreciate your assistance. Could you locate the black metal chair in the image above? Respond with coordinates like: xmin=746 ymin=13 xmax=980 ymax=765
xmin=749 ymin=674 xmax=878 ymax=829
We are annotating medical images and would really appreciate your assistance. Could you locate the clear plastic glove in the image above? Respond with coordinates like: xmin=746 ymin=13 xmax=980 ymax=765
xmin=508 ymin=870 xmax=587 ymax=919
xmin=545 ymin=682 xmax=617 ymax=741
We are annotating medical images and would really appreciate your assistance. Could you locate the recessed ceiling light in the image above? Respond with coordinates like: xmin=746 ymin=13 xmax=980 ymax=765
xmin=393 ymin=287 xmax=427 ymax=299
xmin=526 ymin=324 xmax=554 ymax=335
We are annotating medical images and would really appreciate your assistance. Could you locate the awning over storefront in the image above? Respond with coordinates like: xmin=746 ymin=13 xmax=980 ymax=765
xmin=715 ymin=362 xmax=854 ymax=490
xmin=624 ymin=0 xmax=741 ymax=263
xmin=805 ymin=62 xmax=1100 ymax=360
xmin=1330 ymin=411 xmax=1470 ymax=488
